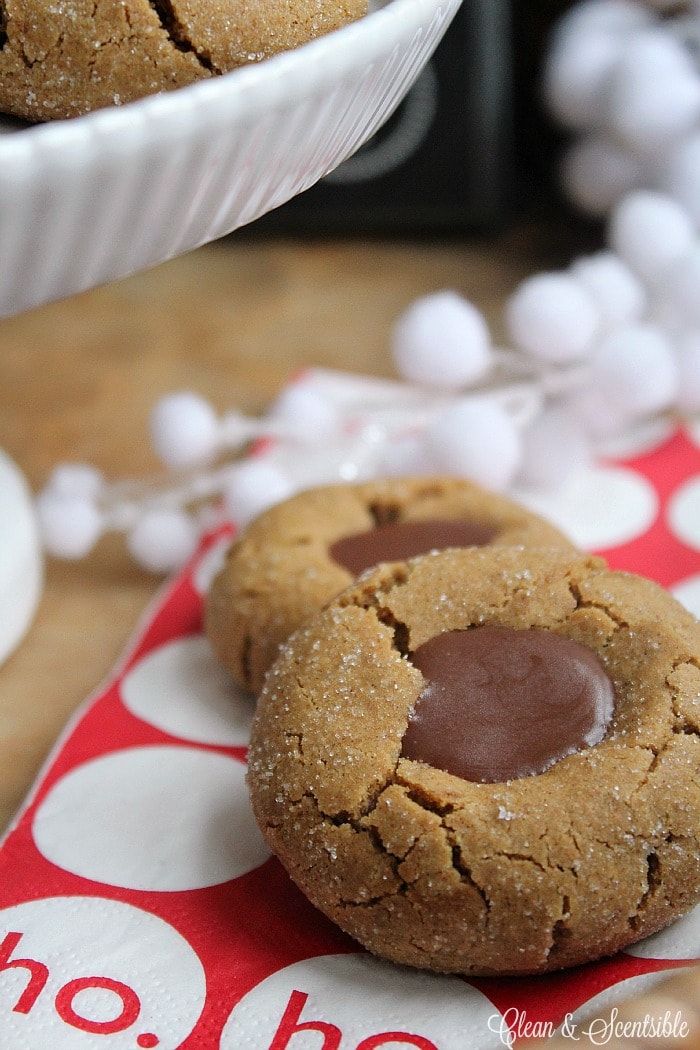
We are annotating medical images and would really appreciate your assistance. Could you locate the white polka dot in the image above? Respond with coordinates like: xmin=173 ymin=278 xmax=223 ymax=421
xmin=670 ymin=574 xmax=700 ymax=618
xmin=625 ymin=905 xmax=700 ymax=960
xmin=516 ymin=464 xmax=658 ymax=550
xmin=220 ymin=953 xmax=505 ymax=1050
xmin=558 ymin=971 xmax=685 ymax=1035
xmin=120 ymin=636 xmax=253 ymax=746
xmin=667 ymin=475 xmax=700 ymax=551
xmin=685 ymin=419 xmax=700 ymax=449
xmin=0 ymin=896 xmax=205 ymax=1048
xmin=191 ymin=535 xmax=232 ymax=596
xmin=32 ymin=746 xmax=270 ymax=891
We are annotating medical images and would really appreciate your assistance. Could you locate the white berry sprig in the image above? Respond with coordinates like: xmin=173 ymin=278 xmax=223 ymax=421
xmin=544 ymin=0 xmax=700 ymax=222
xmin=35 ymin=204 xmax=696 ymax=576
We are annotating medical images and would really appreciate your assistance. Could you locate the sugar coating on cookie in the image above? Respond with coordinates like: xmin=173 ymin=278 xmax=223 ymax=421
xmin=0 ymin=0 xmax=368 ymax=122
xmin=247 ymin=546 xmax=700 ymax=976
xmin=206 ymin=476 xmax=575 ymax=694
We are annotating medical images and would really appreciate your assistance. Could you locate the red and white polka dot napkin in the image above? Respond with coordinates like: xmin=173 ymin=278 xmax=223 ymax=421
xmin=1 ymin=371 xmax=699 ymax=1049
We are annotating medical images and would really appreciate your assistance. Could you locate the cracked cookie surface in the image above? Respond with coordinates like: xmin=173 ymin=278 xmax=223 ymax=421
xmin=0 ymin=0 xmax=367 ymax=121
xmin=206 ymin=475 xmax=575 ymax=695
xmin=247 ymin=546 xmax=700 ymax=975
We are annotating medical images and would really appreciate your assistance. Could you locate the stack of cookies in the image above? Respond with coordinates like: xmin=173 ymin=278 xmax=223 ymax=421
xmin=206 ymin=476 xmax=700 ymax=977
xmin=0 ymin=0 xmax=368 ymax=121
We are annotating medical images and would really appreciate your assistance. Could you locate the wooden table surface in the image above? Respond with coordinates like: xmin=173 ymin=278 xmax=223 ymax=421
xmin=0 ymin=220 xmax=582 ymax=833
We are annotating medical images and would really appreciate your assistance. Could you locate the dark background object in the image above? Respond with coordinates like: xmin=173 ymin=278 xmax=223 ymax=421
xmin=511 ymin=0 xmax=580 ymax=218
xmin=247 ymin=0 xmax=577 ymax=236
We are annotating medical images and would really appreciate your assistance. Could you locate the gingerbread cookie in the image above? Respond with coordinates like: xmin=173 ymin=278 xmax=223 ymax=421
xmin=247 ymin=546 xmax=700 ymax=976
xmin=206 ymin=476 xmax=575 ymax=694
xmin=0 ymin=0 xmax=367 ymax=122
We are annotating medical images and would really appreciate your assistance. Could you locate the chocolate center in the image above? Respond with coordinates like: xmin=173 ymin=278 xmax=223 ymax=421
xmin=329 ymin=518 xmax=497 ymax=576
xmin=401 ymin=626 xmax=616 ymax=783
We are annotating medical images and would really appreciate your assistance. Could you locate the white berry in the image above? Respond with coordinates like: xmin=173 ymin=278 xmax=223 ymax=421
xmin=267 ymin=385 xmax=341 ymax=442
xmin=563 ymin=386 xmax=629 ymax=440
xmin=571 ymin=251 xmax=647 ymax=330
xmin=377 ymin=435 xmax=434 ymax=477
xmin=518 ymin=407 xmax=591 ymax=490
xmin=607 ymin=190 xmax=695 ymax=285
xmin=675 ymin=329 xmax=700 ymax=414
xmin=505 ymin=272 xmax=600 ymax=362
xmin=655 ymin=242 xmax=700 ymax=328
xmin=658 ymin=130 xmax=700 ymax=228
xmin=149 ymin=391 xmax=220 ymax=468
xmin=126 ymin=508 xmax=199 ymax=574
xmin=391 ymin=290 xmax=492 ymax=389
xmin=560 ymin=134 xmax=642 ymax=217
xmin=543 ymin=0 xmax=651 ymax=129
xmin=36 ymin=491 xmax=104 ymax=559
xmin=551 ymin=0 xmax=652 ymax=38
xmin=588 ymin=324 xmax=678 ymax=418
xmin=45 ymin=462 xmax=105 ymax=500
xmin=605 ymin=28 xmax=700 ymax=154
xmin=423 ymin=397 xmax=521 ymax=491
xmin=222 ymin=459 xmax=295 ymax=527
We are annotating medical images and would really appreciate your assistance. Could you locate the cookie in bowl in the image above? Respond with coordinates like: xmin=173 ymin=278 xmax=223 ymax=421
xmin=205 ymin=475 xmax=575 ymax=694
xmin=247 ymin=545 xmax=700 ymax=976
xmin=0 ymin=0 xmax=368 ymax=121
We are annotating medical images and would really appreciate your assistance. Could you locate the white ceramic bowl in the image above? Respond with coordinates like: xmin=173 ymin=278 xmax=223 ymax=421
xmin=0 ymin=449 xmax=43 ymax=666
xmin=0 ymin=0 xmax=460 ymax=319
